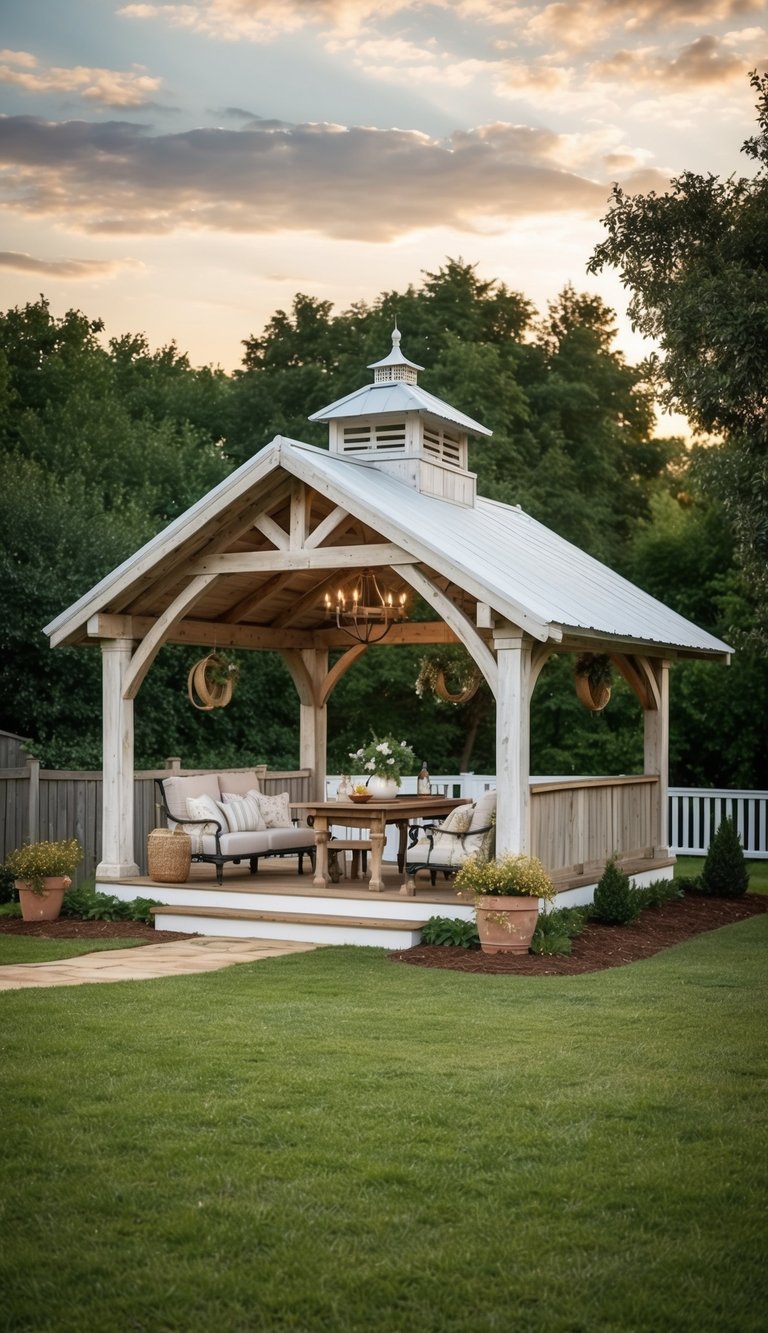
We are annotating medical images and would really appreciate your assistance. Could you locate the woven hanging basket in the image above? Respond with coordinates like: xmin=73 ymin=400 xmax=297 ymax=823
xmin=433 ymin=667 xmax=482 ymax=704
xmin=147 ymin=827 xmax=192 ymax=883
xmin=187 ymin=653 xmax=236 ymax=711
xmin=574 ymin=673 xmax=612 ymax=712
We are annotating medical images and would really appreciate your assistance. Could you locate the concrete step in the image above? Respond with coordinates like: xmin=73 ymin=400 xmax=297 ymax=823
xmin=152 ymin=904 xmax=427 ymax=949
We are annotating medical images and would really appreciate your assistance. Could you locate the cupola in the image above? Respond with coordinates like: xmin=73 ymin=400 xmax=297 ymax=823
xmin=308 ymin=327 xmax=491 ymax=506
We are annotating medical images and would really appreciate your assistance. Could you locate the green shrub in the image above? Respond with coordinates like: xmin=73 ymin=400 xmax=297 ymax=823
xmin=530 ymin=906 xmax=589 ymax=956
xmin=420 ymin=916 xmax=480 ymax=948
xmin=61 ymin=885 xmax=161 ymax=924
xmin=634 ymin=877 xmax=683 ymax=910
xmin=700 ymin=818 xmax=750 ymax=898
xmin=591 ymin=856 xmax=640 ymax=925
xmin=0 ymin=865 xmax=16 ymax=905
xmin=676 ymin=874 xmax=703 ymax=894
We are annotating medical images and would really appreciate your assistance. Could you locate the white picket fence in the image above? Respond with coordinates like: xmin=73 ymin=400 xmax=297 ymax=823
xmin=326 ymin=775 xmax=768 ymax=862
xmin=668 ymin=788 xmax=768 ymax=860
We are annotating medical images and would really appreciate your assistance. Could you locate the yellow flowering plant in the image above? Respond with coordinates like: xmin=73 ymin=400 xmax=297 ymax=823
xmin=454 ymin=853 xmax=556 ymax=901
xmin=3 ymin=838 xmax=83 ymax=894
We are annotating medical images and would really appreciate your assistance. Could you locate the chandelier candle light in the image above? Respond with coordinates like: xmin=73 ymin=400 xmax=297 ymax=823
xmin=325 ymin=569 xmax=407 ymax=644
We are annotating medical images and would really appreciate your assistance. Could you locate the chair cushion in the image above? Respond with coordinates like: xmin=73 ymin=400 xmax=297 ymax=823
xmin=469 ymin=788 xmax=496 ymax=831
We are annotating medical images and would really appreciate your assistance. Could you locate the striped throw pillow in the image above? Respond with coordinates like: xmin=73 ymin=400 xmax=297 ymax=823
xmin=218 ymin=792 xmax=265 ymax=833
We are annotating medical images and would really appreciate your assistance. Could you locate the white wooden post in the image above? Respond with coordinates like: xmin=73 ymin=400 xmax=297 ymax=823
xmin=96 ymin=638 xmax=140 ymax=879
xmin=300 ymin=647 xmax=328 ymax=802
xmin=493 ymin=627 xmax=533 ymax=855
xmin=644 ymin=659 xmax=670 ymax=857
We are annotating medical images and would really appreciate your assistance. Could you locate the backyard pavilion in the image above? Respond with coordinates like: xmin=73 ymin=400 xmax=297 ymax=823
xmin=45 ymin=330 xmax=731 ymax=891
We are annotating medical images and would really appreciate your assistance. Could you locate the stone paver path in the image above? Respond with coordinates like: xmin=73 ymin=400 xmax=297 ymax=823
xmin=0 ymin=937 xmax=318 ymax=990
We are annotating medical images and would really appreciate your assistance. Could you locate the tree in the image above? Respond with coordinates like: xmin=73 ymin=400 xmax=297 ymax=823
xmin=588 ymin=70 xmax=768 ymax=648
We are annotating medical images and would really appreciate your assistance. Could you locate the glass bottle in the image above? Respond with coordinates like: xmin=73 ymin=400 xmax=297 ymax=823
xmin=417 ymin=759 xmax=430 ymax=796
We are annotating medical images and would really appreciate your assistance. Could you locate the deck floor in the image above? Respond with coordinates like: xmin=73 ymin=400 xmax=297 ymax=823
xmin=112 ymin=850 xmax=675 ymax=904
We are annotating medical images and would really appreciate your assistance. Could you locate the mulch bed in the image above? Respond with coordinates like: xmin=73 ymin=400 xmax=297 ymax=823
xmin=1 ymin=894 xmax=766 ymax=974
xmin=0 ymin=918 xmax=191 ymax=942
xmin=389 ymin=892 xmax=768 ymax=975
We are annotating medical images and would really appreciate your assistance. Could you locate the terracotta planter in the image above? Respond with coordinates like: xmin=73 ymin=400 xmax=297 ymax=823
xmin=475 ymin=894 xmax=540 ymax=955
xmin=16 ymin=875 xmax=72 ymax=922
xmin=367 ymin=776 xmax=399 ymax=799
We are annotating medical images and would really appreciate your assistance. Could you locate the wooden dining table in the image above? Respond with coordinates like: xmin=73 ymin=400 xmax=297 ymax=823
xmin=291 ymin=796 xmax=469 ymax=895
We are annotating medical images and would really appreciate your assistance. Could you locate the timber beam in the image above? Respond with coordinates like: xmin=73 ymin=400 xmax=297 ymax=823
xmin=85 ymin=613 xmax=463 ymax=651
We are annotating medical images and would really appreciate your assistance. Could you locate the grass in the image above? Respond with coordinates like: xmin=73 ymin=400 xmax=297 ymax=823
xmin=1 ymin=921 xmax=767 ymax=1332
xmin=675 ymin=855 xmax=768 ymax=893
xmin=0 ymin=936 xmax=147 ymax=964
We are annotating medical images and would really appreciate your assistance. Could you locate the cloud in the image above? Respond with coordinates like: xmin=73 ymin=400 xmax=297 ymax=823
xmin=591 ymin=33 xmax=755 ymax=87
xmin=518 ymin=1 xmax=766 ymax=52
xmin=0 ymin=49 xmax=162 ymax=108
xmin=117 ymin=0 xmax=410 ymax=42
xmin=0 ymin=250 xmax=140 ymax=278
xmin=0 ymin=114 xmax=609 ymax=241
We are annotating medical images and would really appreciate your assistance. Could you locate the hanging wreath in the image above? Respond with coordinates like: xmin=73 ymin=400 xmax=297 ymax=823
xmin=415 ymin=653 xmax=483 ymax=705
xmin=187 ymin=652 xmax=240 ymax=711
xmin=574 ymin=653 xmax=612 ymax=712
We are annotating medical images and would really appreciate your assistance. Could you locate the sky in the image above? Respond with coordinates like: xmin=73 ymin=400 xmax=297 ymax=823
xmin=1 ymin=0 xmax=766 ymax=389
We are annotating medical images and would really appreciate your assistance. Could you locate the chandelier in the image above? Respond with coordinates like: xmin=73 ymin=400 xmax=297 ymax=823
xmin=324 ymin=569 xmax=408 ymax=643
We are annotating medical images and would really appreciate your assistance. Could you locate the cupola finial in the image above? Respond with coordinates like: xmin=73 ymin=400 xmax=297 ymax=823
xmin=368 ymin=325 xmax=422 ymax=386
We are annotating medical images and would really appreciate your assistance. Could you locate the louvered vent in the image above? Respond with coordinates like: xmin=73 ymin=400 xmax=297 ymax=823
xmin=423 ymin=425 xmax=463 ymax=469
xmin=341 ymin=422 xmax=407 ymax=454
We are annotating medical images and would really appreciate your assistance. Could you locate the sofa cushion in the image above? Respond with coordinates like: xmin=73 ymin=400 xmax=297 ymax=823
xmin=163 ymin=773 xmax=220 ymax=822
xmin=255 ymin=791 xmax=292 ymax=828
xmin=218 ymin=769 xmax=264 ymax=798
xmin=266 ymin=826 xmax=315 ymax=853
xmin=199 ymin=830 xmax=273 ymax=856
xmin=184 ymin=793 xmax=225 ymax=853
xmin=218 ymin=792 xmax=266 ymax=833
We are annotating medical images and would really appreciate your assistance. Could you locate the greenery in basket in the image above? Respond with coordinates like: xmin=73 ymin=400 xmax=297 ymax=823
xmin=3 ymin=838 xmax=83 ymax=894
xmin=348 ymin=734 xmax=415 ymax=781
xmin=575 ymin=652 xmax=613 ymax=689
xmin=205 ymin=653 xmax=240 ymax=687
xmin=454 ymin=853 xmax=556 ymax=902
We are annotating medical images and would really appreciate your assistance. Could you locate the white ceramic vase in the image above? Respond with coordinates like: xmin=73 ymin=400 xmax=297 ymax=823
xmin=367 ymin=775 xmax=400 ymax=799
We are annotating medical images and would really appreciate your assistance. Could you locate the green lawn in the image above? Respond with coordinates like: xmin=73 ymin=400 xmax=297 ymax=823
xmin=675 ymin=855 xmax=768 ymax=892
xmin=0 ymin=936 xmax=147 ymax=964
xmin=1 ymin=921 xmax=767 ymax=1332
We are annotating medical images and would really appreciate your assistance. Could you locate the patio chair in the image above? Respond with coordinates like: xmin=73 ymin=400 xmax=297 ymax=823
xmin=405 ymin=790 xmax=496 ymax=886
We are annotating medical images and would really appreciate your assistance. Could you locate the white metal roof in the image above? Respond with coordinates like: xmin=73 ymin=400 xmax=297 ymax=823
xmin=285 ymin=440 xmax=732 ymax=657
xmin=45 ymin=434 xmax=732 ymax=659
xmin=308 ymin=380 xmax=492 ymax=437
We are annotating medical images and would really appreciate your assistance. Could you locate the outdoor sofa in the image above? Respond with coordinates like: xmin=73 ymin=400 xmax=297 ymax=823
xmin=155 ymin=767 xmax=315 ymax=885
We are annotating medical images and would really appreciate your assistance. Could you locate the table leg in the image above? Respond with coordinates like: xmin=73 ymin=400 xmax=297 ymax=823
xmin=368 ymin=822 xmax=386 ymax=892
xmin=396 ymin=820 xmax=408 ymax=872
xmin=313 ymin=821 xmax=329 ymax=888
xmin=400 ymin=871 xmax=416 ymax=896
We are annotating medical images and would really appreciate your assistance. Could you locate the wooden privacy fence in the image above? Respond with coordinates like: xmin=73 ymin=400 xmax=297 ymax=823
xmin=0 ymin=743 xmax=312 ymax=885
xmin=3 ymin=730 xmax=767 ymax=883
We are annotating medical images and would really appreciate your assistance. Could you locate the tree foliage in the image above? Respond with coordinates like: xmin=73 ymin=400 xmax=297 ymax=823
xmin=1 ymin=258 xmax=764 ymax=786
xmin=589 ymin=70 xmax=768 ymax=648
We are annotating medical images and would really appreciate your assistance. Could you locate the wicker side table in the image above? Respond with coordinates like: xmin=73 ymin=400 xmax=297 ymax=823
xmin=147 ymin=827 xmax=192 ymax=883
